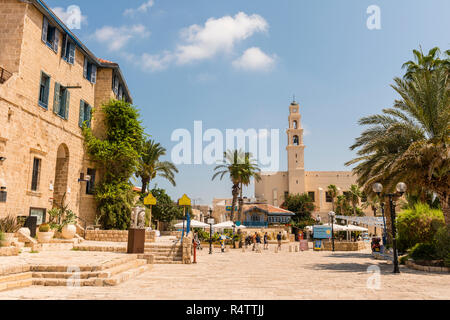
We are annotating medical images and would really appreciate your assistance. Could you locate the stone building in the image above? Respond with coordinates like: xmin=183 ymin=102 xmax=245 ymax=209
xmin=255 ymin=101 xmax=372 ymax=222
xmin=0 ymin=0 xmax=132 ymax=225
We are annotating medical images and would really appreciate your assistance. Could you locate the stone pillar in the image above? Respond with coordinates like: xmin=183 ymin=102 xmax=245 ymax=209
xmin=182 ymin=232 xmax=193 ymax=264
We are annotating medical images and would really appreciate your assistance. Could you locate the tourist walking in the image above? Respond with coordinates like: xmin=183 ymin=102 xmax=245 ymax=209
xmin=252 ymin=232 xmax=257 ymax=251
xmin=255 ymin=233 xmax=262 ymax=252
xmin=263 ymin=232 xmax=269 ymax=250
xmin=277 ymin=232 xmax=283 ymax=251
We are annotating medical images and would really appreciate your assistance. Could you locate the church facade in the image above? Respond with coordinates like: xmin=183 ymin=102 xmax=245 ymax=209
xmin=255 ymin=101 xmax=370 ymax=221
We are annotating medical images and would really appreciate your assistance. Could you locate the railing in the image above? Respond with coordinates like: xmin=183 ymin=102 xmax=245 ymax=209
xmin=243 ymin=222 xmax=268 ymax=228
xmin=0 ymin=67 xmax=12 ymax=84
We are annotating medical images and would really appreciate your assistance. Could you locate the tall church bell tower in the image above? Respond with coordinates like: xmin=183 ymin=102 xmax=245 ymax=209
xmin=286 ymin=100 xmax=306 ymax=194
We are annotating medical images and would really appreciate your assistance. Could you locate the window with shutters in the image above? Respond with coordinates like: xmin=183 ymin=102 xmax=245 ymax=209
xmin=308 ymin=192 xmax=315 ymax=202
xmin=326 ymin=192 xmax=333 ymax=203
xmin=62 ymin=34 xmax=76 ymax=65
xmin=79 ymin=100 xmax=92 ymax=128
xmin=38 ymin=72 xmax=50 ymax=109
xmin=53 ymin=83 xmax=70 ymax=120
xmin=83 ymin=57 xmax=97 ymax=83
xmin=41 ymin=17 xmax=59 ymax=53
xmin=31 ymin=158 xmax=41 ymax=192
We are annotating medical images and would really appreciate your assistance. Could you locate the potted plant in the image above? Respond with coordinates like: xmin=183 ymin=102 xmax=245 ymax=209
xmin=37 ymin=223 xmax=54 ymax=243
xmin=61 ymin=210 xmax=77 ymax=239
xmin=0 ymin=214 xmax=22 ymax=246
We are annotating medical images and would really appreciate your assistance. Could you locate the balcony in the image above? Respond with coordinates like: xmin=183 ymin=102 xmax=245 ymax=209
xmin=0 ymin=67 xmax=12 ymax=84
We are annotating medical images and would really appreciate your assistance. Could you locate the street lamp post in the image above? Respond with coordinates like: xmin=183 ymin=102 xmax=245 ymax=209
xmin=328 ymin=211 xmax=336 ymax=252
xmin=373 ymin=182 xmax=407 ymax=274
xmin=207 ymin=207 xmax=214 ymax=255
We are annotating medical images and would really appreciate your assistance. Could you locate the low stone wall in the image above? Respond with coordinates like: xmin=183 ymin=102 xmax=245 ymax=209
xmin=85 ymin=230 xmax=156 ymax=242
xmin=160 ymin=231 xmax=181 ymax=237
xmin=322 ymin=241 xmax=366 ymax=251
xmin=0 ymin=246 xmax=20 ymax=256
xmin=182 ymin=233 xmax=193 ymax=264
xmin=406 ymin=260 xmax=450 ymax=273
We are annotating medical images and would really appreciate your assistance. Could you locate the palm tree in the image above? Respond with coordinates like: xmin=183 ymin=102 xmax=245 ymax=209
xmin=402 ymin=46 xmax=449 ymax=80
xmin=237 ymin=153 xmax=262 ymax=221
xmin=212 ymin=150 xmax=261 ymax=223
xmin=327 ymin=185 xmax=338 ymax=212
xmin=136 ymin=139 xmax=179 ymax=195
xmin=212 ymin=150 xmax=243 ymax=223
xmin=346 ymin=51 xmax=449 ymax=225
xmin=348 ymin=185 xmax=362 ymax=216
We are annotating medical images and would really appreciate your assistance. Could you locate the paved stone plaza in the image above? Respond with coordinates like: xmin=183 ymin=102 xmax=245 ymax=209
xmin=0 ymin=244 xmax=449 ymax=300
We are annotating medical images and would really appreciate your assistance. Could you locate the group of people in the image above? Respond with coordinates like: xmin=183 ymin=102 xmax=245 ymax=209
xmin=245 ymin=232 xmax=283 ymax=252
xmin=193 ymin=230 xmax=285 ymax=253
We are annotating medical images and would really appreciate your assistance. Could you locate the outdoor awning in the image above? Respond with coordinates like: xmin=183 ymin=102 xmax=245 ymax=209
xmin=213 ymin=221 xmax=247 ymax=230
xmin=174 ymin=220 xmax=209 ymax=229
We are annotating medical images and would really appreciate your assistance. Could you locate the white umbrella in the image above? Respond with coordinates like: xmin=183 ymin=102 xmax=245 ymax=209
xmin=321 ymin=223 xmax=349 ymax=232
xmin=345 ymin=224 xmax=369 ymax=232
xmin=174 ymin=219 xmax=209 ymax=229
xmin=213 ymin=221 xmax=247 ymax=230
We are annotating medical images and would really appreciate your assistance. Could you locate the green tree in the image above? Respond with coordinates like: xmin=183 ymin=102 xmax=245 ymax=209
xmin=327 ymin=185 xmax=338 ymax=212
xmin=83 ymin=99 xmax=144 ymax=230
xmin=348 ymin=185 xmax=363 ymax=216
xmin=346 ymin=47 xmax=450 ymax=225
xmin=282 ymin=193 xmax=316 ymax=223
xmin=402 ymin=46 xmax=450 ymax=80
xmin=136 ymin=139 xmax=178 ymax=195
xmin=150 ymin=188 xmax=184 ymax=224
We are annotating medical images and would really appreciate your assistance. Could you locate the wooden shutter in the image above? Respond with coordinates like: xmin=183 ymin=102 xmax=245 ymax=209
xmin=68 ymin=43 xmax=75 ymax=64
xmin=44 ymin=74 xmax=50 ymax=106
xmin=86 ymin=104 xmax=92 ymax=128
xmin=53 ymin=29 xmax=59 ymax=52
xmin=64 ymin=89 xmax=70 ymax=119
xmin=90 ymin=65 xmax=97 ymax=83
xmin=79 ymin=100 xmax=85 ymax=127
xmin=53 ymin=82 xmax=61 ymax=115
xmin=42 ymin=17 xmax=48 ymax=43
xmin=83 ymin=57 xmax=88 ymax=79
xmin=61 ymin=34 xmax=67 ymax=58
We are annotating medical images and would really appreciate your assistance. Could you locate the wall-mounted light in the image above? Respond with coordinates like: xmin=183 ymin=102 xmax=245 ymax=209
xmin=78 ymin=172 xmax=91 ymax=183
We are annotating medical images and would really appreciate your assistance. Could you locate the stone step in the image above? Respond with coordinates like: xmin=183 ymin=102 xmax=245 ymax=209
xmin=31 ymin=259 xmax=147 ymax=280
xmin=0 ymin=272 xmax=32 ymax=284
xmin=0 ymin=278 xmax=33 ymax=292
xmin=30 ymin=255 xmax=138 ymax=273
xmin=103 ymin=264 xmax=151 ymax=286
xmin=32 ymin=264 xmax=151 ymax=287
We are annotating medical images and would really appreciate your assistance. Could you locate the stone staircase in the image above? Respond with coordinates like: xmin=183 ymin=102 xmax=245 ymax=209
xmin=31 ymin=255 xmax=150 ymax=287
xmin=0 ymin=255 xmax=151 ymax=291
xmin=144 ymin=242 xmax=183 ymax=264
xmin=0 ymin=264 xmax=32 ymax=292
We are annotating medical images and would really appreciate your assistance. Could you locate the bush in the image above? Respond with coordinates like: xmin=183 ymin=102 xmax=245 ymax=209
xmin=396 ymin=203 xmax=445 ymax=252
xmin=0 ymin=214 xmax=23 ymax=233
xmin=39 ymin=224 xmax=50 ymax=232
xmin=434 ymin=226 xmax=450 ymax=266
xmin=409 ymin=243 xmax=437 ymax=261
xmin=399 ymin=255 xmax=409 ymax=265
xmin=0 ymin=231 xmax=3 ymax=247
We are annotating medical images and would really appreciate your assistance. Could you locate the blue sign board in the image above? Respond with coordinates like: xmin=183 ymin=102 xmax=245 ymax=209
xmin=313 ymin=226 xmax=332 ymax=239
xmin=226 ymin=206 xmax=238 ymax=212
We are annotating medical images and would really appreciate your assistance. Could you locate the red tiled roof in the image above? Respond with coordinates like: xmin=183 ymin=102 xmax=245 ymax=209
xmin=98 ymin=58 xmax=115 ymax=64
xmin=243 ymin=204 xmax=295 ymax=216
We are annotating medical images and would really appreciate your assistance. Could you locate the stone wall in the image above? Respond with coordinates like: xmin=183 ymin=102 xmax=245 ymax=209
xmin=181 ymin=233 xmax=192 ymax=264
xmin=322 ymin=241 xmax=366 ymax=251
xmin=85 ymin=230 xmax=156 ymax=243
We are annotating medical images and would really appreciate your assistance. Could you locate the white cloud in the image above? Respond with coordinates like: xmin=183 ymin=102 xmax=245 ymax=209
xmin=124 ymin=0 xmax=155 ymax=16
xmin=175 ymin=12 xmax=268 ymax=64
xmin=232 ymin=47 xmax=275 ymax=71
xmin=93 ymin=25 xmax=150 ymax=51
xmin=52 ymin=5 xmax=87 ymax=29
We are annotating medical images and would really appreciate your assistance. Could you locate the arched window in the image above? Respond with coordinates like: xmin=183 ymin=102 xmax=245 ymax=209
xmin=293 ymin=120 xmax=298 ymax=129
xmin=293 ymin=135 xmax=299 ymax=146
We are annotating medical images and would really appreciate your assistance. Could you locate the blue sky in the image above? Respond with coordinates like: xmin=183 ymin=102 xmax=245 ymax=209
xmin=46 ymin=0 xmax=450 ymax=205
